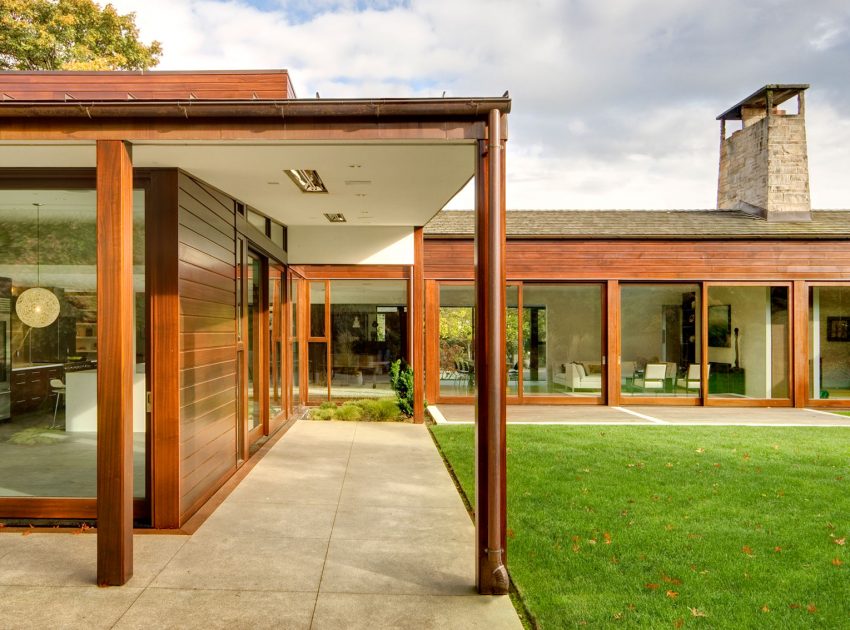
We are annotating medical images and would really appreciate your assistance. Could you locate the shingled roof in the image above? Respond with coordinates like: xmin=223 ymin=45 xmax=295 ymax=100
xmin=424 ymin=209 xmax=850 ymax=240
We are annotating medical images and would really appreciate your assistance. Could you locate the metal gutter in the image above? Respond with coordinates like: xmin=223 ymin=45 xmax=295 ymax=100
xmin=0 ymin=97 xmax=511 ymax=119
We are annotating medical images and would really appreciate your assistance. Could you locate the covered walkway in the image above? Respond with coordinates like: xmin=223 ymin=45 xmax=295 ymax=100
xmin=0 ymin=421 xmax=521 ymax=629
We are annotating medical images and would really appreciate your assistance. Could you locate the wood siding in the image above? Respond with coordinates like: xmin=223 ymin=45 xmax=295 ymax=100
xmin=177 ymin=173 xmax=238 ymax=522
xmin=0 ymin=70 xmax=295 ymax=101
xmin=424 ymin=239 xmax=850 ymax=281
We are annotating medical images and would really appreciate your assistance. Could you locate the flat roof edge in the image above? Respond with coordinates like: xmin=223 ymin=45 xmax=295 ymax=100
xmin=716 ymin=84 xmax=809 ymax=121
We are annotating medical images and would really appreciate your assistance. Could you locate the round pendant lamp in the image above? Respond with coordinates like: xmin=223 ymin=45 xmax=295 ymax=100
xmin=16 ymin=202 xmax=60 ymax=328
xmin=16 ymin=287 xmax=60 ymax=328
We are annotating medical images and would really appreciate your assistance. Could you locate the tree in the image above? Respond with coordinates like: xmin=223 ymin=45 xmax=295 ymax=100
xmin=0 ymin=0 xmax=161 ymax=71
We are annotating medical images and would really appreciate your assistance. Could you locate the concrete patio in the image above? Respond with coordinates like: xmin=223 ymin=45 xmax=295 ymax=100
xmin=431 ymin=404 xmax=850 ymax=426
xmin=0 ymin=421 xmax=522 ymax=630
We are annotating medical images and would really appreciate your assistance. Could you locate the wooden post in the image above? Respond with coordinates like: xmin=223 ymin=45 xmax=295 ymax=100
xmin=792 ymin=281 xmax=809 ymax=407
xmin=412 ymin=226 xmax=425 ymax=423
xmin=474 ymin=111 xmax=508 ymax=595
xmin=606 ymin=281 xmax=620 ymax=406
xmin=96 ymin=140 xmax=134 ymax=586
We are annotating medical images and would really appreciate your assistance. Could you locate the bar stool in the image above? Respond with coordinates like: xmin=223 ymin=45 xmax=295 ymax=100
xmin=50 ymin=378 xmax=66 ymax=428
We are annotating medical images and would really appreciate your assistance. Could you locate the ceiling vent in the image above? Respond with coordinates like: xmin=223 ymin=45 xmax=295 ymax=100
xmin=323 ymin=213 xmax=347 ymax=223
xmin=285 ymin=169 xmax=328 ymax=193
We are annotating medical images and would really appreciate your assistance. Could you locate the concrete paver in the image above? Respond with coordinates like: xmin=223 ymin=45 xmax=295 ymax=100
xmin=0 ymin=420 xmax=523 ymax=630
xmin=435 ymin=403 xmax=850 ymax=425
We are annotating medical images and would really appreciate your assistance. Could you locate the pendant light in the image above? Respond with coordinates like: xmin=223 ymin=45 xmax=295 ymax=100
xmin=15 ymin=203 xmax=60 ymax=328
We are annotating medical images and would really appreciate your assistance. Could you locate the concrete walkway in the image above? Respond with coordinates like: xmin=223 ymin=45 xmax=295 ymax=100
xmin=0 ymin=421 xmax=522 ymax=629
xmin=433 ymin=403 xmax=850 ymax=426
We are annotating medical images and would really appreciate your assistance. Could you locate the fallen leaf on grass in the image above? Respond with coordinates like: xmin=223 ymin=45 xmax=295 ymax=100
xmin=645 ymin=583 xmax=660 ymax=590
xmin=665 ymin=462 xmax=674 ymax=468
xmin=743 ymin=452 xmax=750 ymax=461
xmin=742 ymin=545 xmax=754 ymax=556
xmin=666 ymin=590 xmax=679 ymax=599
xmin=695 ymin=448 xmax=705 ymax=454
xmin=673 ymin=618 xmax=684 ymax=629
xmin=773 ymin=546 xmax=782 ymax=553
xmin=832 ymin=557 xmax=843 ymax=566
xmin=604 ymin=531 xmax=613 ymax=544
xmin=833 ymin=537 xmax=846 ymax=546
xmin=807 ymin=603 xmax=817 ymax=614
xmin=506 ymin=528 xmax=515 ymax=539
xmin=662 ymin=575 xmax=682 ymax=585
xmin=761 ymin=605 xmax=770 ymax=613
xmin=689 ymin=607 xmax=707 ymax=617
xmin=789 ymin=603 xmax=801 ymax=610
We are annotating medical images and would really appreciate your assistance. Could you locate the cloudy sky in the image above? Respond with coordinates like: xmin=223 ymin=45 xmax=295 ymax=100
xmin=110 ymin=0 xmax=850 ymax=210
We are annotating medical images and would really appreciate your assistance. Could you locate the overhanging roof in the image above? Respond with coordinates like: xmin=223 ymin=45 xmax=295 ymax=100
xmin=717 ymin=84 xmax=808 ymax=121
xmin=424 ymin=209 xmax=850 ymax=240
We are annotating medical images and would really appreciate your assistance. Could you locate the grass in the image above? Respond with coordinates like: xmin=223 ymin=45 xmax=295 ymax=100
xmin=431 ymin=425 xmax=850 ymax=629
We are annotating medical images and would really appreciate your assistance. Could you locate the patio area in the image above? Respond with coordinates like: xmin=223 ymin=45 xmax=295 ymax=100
xmin=0 ymin=421 xmax=522 ymax=629
xmin=431 ymin=404 xmax=850 ymax=426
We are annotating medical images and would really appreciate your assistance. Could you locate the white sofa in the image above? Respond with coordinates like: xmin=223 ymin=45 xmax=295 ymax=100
xmin=554 ymin=362 xmax=602 ymax=391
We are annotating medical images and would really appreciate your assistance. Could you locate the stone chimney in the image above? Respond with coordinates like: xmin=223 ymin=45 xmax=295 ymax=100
xmin=717 ymin=84 xmax=811 ymax=222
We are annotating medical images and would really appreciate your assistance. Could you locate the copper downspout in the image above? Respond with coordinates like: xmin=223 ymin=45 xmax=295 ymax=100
xmin=486 ymin=108 xmax=509 ymax=593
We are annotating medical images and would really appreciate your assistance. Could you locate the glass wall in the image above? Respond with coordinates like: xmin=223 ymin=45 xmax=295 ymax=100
xmin=290 ymin=276 xmax=300 ymax=407
xmin=522 ymin=284 xmax=603 ymax=396
xmin=0 ymin=188 xmax=146 ymax=498
xmin=810 ymin=286 xmax=850 ymax=400
xmin=506 ymin=286 xmax=519 ymax=396
xmin=329 ymin=280 xmax=408 ymax=399
xmin=247 ymin=254 xmax=262 ymax=432
xmin=621 ymin=284 xmax=701 ymax=398
xmin=307 ymin=281 xmax=328 ymax=402
xmin=707 ymin=286 xmax=789 ymax=400
xmin=268 ymin=264 xmax=284 ymax=419
xmin=438 ymin=284 xmax=475 ymax=398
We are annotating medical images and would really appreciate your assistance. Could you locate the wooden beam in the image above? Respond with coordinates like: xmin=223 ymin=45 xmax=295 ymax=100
xmin=474 ymin=110 xmax=509 ymax=595
xmin=96 ymin=139 xmax=134 ymax=586
xmin=606 ymin=281 xmax=620 ymax=406
xmin=412 ymin=227 xmax=425 ymax=423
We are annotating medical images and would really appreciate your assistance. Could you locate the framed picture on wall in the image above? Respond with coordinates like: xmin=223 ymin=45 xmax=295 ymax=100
xmin=708 ymin=304 xmax=732 ymax=347
xmin=827 ymin=316 xmax=850 ymax=342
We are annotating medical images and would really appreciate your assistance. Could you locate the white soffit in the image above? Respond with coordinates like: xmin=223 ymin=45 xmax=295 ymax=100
xmin=0 ymin=140 xmax=475 ymax=227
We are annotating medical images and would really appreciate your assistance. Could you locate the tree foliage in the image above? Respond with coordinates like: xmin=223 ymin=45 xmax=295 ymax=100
xmin=0 ymin=0 xmax=162 ymax=71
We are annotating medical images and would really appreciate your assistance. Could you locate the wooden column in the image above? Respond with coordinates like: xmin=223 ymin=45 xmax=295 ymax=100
xmin=606 ymin=281 xmax=620 ymax=406
xmin=412 ymin=226 xmax=425 ymax=423
xmin=96 ymin=140 xmax=134 ymax=586
xmin=148 ymin=170 xmax=180 ymax=529
xmin=424 ymin=280 xmax=440 ymax=405
xmin=792 ymin=281 xmax=809 ymax=407
xmin=474 ymin=111 xmax=508 ymax=595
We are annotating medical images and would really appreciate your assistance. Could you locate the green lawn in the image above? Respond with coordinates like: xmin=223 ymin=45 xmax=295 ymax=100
xmin=431 ymin=425 xmax=850 ymax=629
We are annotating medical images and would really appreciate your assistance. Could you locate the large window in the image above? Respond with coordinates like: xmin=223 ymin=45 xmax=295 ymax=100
xmin=810 ymin=286 xmax=850 ymax=401
xmin=438 ymin=284 xmax=475 ymax=398
xmin=707 ymin=285 xmax=789 ymax=400
xmin=329 ymin=280 xmax=408 ymax=399
xmin=269 ymin=264 xmax=284 ymax=419
xmin=0 ymin=188 xmax=146 ymax=498
xmin=620 ymin=284 xmax=701 ymax=398
xmin=523 ymin=284 xmax=603 ymax=397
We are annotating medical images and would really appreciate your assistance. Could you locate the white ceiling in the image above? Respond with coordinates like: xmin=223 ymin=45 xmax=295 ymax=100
xmin=0 ymin=140 xmax=475 ymax=227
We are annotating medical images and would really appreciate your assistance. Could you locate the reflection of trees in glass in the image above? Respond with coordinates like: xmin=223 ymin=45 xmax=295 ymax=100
xmin=440 ymin=307 xmax=473 ymax=370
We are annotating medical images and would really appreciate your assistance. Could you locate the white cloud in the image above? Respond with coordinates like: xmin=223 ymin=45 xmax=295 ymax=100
xmin=110 ymin=0 xmax=850 ymax=210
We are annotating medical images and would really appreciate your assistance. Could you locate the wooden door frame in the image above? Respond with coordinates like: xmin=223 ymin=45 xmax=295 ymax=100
xmin=802 ymin=281 xmax=850 ymax=408
xmin=702 ymin=281 xmax=794 ymax=408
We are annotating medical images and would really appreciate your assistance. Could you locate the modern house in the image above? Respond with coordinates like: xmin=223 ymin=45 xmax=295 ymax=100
xmin=0 ymin=72 xmax=847 ymax=591
xmin=424 ymin=85 xmax=850 ymax=410
xmin=0 ymin=69 xmax=511 ymax=592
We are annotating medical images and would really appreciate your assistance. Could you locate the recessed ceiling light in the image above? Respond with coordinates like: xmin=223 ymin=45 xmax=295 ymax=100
xmin=285 ymin=169 xmax=328 ymax=193
xmin=267 ymin=181 xmax=280 ymax=185
xmin=323 ymin=213 xmax=346 ymax=223
xmin=355 ymin=193 xmax=367 ymax=197
xmin=348 ymin=164 xmax=362 ymax=168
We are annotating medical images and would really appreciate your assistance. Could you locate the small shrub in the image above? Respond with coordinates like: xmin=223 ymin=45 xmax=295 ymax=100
xmin=390 ymin=359 xmax=415 ymax=417
xmin=373 ymin=398 xmax=402 ymax=421
xmin=318 ymin=401 xmax=337 ymax=410
xmin=310 ymin=407 xmax=335 ymax=421
xmin=335 ymin=402 xmax=364 ymax=421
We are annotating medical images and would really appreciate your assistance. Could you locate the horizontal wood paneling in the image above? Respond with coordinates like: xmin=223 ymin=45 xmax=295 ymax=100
xmin=0 ymin=71 xmax=295 ymax=101
xmin=177 ymin=172 xmax=238 ymax=523
xmin=290 ymin=264 xmax=411 ymax=279
xmin=424 ymin=239 xmax=850 ymax=281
